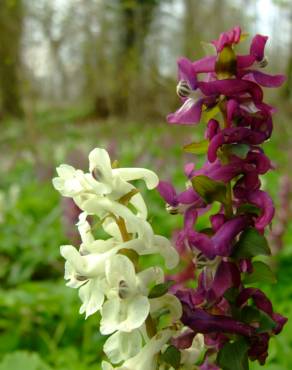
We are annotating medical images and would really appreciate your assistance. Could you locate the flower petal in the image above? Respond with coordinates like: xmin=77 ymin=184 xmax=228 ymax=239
xmin=167 ymin=98 xmax=203 ymax=125
xmin=103 ymin=330 xmax=142 ymax=364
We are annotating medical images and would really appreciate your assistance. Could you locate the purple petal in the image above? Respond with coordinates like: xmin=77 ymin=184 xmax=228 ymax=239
xmin=248 ymin=333 xmax=269 ymax=365
xmin=208 ymin=127 xmax=266 ymax=163
xmin=272 ymin=313 xmax=288 ymax=335
xmin=193 ymin=159 xmax=243 ymax=182
xmin=226 ymin=99 xmax=238 ymax=127
xmin=212 ymin=216 xmax=248 ymax=256
xmin=184 ymin=162 xmax=195 ymax=178
xmin=237 ymin=288 xmax=273 ymax=316
xmin=212 ymin=26 xmax=242 ymax=52
xmin=167 ymin=98 xmax=203 ymax=125
xmin=193 ymin=56 xmax=216 ymax=73
xmin=184 ymin=207 xmax=198 ymax=230
xmin=188 ymin=230 xmax=216 ymax=259
xmin=245 ymin=71 xmax=286 ymax=88
xmin=246 ymin=190 xmax=274 ymax=230
xmin=180 ymin=306 xmax=254 ymax=337
xmin=171 ymin=329 xmax=195 ymax=349
xmin=210 ymin=214 xmax=226 ymax=232
xmin=198 ymin=79 xmax=263 ymax=103
xmin=237 ymin=54 xmax=256 ymax=69
xmin=177 ymin=187 xmax=201 ymax=204
xmin=157 ymin=181 xmax=177 ymax=206
xmin=178 ymin=57 xmax=198 ymax=89
xmin=207 ymin=261 xmax=241 ymax=301
xmin=205 ymin=119 xmax=220 ymax=140
xmin=250 ymin=34 xmax=268 ymax=61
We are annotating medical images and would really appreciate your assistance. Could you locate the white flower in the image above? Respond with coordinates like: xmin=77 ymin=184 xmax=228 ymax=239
xmin=88 ymin=148 xmax=159 ymax=196
xmin=102 ymin=329 xmax=174 ymax=370
xmin=52 ymin=164 xmax=108 ymax=198
xmin=81 ymin=197 xmax=154 ymax=245
xmin=180 ymin=333 xmax=204 ymax=368
xmin=60 ymin=244 xmax=120 ymax=317
xmin=103 ymin=330 xmax=143 ymax=364
xmin=130 ymin=235 xmax=179 ymax=270
xmin=52 ymin=148 xmax=159 ymax=219
xmin=100 ymin=255 xmax=162 ymax=334
xmin=150 ymin=294 xmax=182 ymax=323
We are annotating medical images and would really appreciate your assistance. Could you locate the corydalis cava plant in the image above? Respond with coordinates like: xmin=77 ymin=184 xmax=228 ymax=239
xmin=53 ymin=27 xmax=287 ymax=370
xmin=157 ymin=26 xmax=287 ymax=369
xmin=53 ymin=148 xmax=204 ymax=369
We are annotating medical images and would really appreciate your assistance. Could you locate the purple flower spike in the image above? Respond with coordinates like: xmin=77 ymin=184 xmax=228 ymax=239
xmin=163 ymin=27 xmax=287 ymax=368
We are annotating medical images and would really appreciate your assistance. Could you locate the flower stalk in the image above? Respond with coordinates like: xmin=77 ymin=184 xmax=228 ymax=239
xmin=159 ymin=26 xmax=287 ymax=369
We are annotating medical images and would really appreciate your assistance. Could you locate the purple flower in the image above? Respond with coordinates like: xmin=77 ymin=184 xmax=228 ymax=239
xmin=212 ymin=25 xmax=242 ymax=52
xmin=186 ymin=216 xmax=248 ymax=259
xmin=177 ymin=302 xmax=254 ymax=337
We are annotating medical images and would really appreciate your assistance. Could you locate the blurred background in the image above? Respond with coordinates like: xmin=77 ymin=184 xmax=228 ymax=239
xmin=0 ymin=0 xmax=292 ymax=369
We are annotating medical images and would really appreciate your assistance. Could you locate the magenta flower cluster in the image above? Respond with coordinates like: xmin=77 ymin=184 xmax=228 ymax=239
xmin=158 ymin=26 xmax=287 ymax=368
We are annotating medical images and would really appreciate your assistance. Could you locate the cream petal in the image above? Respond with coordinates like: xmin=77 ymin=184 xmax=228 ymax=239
xmin=152 ymin=236 xmax=179 ymax=269
xmin=103 ymin=330 xmax=142 ymax=364
xmin=150 ymin=294 xmax=182 ymax=322
xmin=56 ymin=164 xmax=76 ymax=179
xmin=100 ymin=297 xmax=122 ymax=335
xmin=113 ymin=168 xmax=159 ymax=189
xmin=77 ymin=212 xmax=94 ymax=244
xmin=101 ymin=296 xmax=150 ymax=334
xmin=79 ymin=279 xmax=105 ymax=318
xmin=60 ymin=245 xmax=119 ymax=278
xmin=88 ymin=148 xmax=113 ymax=184
xmin=181 ymin=333 xmax=204 ymax=366
xmin=124 ymin=329 xmax=174 ymax=370
xmin=129 ymin=192 xmax=148 ymax=219
xmin=105 ymin=255 xmax=136 ymax=293
xmin=137 ymin=267 xmax=164 ymax=295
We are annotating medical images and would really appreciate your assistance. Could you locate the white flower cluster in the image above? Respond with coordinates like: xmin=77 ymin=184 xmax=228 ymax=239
xmin=53 ymin=148 xmax=204 ymax=369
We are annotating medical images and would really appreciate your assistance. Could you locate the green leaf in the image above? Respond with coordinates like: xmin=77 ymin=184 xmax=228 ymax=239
xmin=148 ymin=281 xmax=173 ymax=298
xmin=232 ymin=228 xmax=271 ymax=259
xmin=236 ymin=203 xmax=261 ymax=216
xmin=223 ymin=144 xmax=250 ymax=159
xmin=217 ymin=337 xmax=249 ymax=370
xmin=215 ymin=45 xmax=237 ymax=79
xmin=161 ymin=345 xmax=181 ymax=369
xmin=243 ymin=261 xmax=276 ymax=285
xmin=183 ymin=140 xmax=209 ymax=154
xmin=240 ymin=306 xmax=277 ymax=333
xmin=201 ymin=104 xmax=220 ymax=123
xmin=191 ymin=175 xmax=227 ymax=204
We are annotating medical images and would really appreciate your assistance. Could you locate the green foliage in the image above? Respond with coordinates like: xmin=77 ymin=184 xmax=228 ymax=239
xmin=0 ymin=112 xmax=291 ymax=369
xmin=183 ymin=140 xmax=209 ymax=154
xmin=243 ymin=261 xmax=277 ymax=285
xmin=217 ymin=337 xmax=249 ymax=370
xmin=148 ymin=281 xmax=174 ymax=298
xmin=232 ymin=228 xmax=271 ymax=259
xmin=191 ymin=175 xmax=227 ymax=204
xmin=160 ymin=345 xmax=181 ymax=369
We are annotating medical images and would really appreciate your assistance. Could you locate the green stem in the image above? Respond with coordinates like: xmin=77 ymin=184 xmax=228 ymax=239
xmin=220 ymin=101 xmax=234 ymax=218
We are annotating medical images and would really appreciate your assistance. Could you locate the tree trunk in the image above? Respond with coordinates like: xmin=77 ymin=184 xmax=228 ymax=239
xmin=0 ymin=0 xmax=23 ymax=119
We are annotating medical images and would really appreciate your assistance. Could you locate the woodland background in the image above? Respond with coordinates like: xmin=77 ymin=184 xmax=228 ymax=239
xmin=1 ymin=0 xmax=292 ymax=369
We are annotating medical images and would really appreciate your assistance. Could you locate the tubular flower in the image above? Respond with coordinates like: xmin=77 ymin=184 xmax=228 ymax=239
xmin=53 ymin=148 xmax=206 ymax=369
xmin=160 ymin=26 xmax=287 ymax=369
